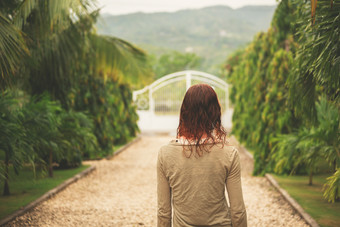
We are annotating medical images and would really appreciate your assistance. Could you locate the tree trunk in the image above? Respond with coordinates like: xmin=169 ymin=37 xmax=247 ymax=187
xmin=48 ymin=150 xmax=53 ymax=178
xmin=308 ymin=167 xmax=313 ymax=186
xmin=3 ymin=152 xmax=10 ymax=196
xmin=334 ymin=160 xmax=337 ymax=172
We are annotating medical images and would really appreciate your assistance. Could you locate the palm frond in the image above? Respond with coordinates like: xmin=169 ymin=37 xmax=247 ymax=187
xmin=290 ymin=0 xmax=340 ymax=118
xmin=0 ymin=12 xmax=28 ymax=89
xmin=89 ymin=34 xmax=150 ymax=84
xmin=13 ymin=0 xmax=96 ymax=29
xmin=26 ymin=10 xmax=95 ymax=104
xmin=323 ymin=168 xmax=340 ymax=203
xmin=271 ymin=133 xmax=302 ymax=174
xmin=13 ymin=0 xmax=38 ymax=28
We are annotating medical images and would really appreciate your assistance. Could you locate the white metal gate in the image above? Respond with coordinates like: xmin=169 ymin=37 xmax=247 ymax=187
xmin=133 ymin=70 xmax=232 ymax=133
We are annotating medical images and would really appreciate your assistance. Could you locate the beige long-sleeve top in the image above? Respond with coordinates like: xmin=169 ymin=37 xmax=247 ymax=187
xmin=157 ymin=140 xmax=247 ymax=227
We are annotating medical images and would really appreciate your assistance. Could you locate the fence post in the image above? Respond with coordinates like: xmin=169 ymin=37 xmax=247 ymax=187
xmin=149 ymin=87 xmax=154 ymax=115
xmin=186 ymin=71 xmax=191 ymax=91
xmin=225 ymin=84 xmax=229 ymax=110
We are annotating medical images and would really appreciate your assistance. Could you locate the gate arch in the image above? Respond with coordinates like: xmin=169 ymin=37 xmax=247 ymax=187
xmin=133 ymin=70 xmax=232 ymax=133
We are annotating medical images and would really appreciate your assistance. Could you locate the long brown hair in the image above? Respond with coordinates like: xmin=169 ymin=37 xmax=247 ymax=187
xmin=177 ymin=84 xmax=227 ymax=157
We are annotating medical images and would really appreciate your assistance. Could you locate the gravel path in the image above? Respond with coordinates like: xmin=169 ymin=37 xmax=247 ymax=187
xmin=6 ymin=135 xmax=308 ymax=227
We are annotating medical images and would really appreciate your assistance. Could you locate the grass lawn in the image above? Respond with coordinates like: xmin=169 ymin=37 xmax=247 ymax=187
xmin=0 ymin=165 xmax=89 ymax=220
xmin=273 ymin=174 xmax=340 ymax=227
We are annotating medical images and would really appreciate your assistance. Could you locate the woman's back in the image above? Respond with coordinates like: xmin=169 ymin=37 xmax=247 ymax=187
xmin=157 ymin=140 xmax=247 ymax=227
xmin=157 ymin=84 xmax=247 ymax=227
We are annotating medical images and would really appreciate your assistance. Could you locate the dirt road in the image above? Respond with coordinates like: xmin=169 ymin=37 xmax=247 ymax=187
xmin=6 ymin=135 xmax=308 ymax=227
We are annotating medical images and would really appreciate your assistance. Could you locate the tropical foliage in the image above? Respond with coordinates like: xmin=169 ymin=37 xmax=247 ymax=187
xmin=0 ymin=91 xmax=97 ymax=195
xmin=272 ymin=97 xmax=339 ymax=187
xmin=0 ymin=91 xmax=30 ymax=196
xmin=324 ymin=168 xmax=340 ymax=203
xmin=225 ymin=0 xmax=299 ymax=175
xmin=71 ymin=76 xmax=139 ymax=153
xmin=289 ymin=0 xmax=340 ymax=119
xmin=0 ymin=12 xmax=27 ymax=88
xmin=224 ymin=0 xmax=339 ymax=202
xmin=0 ymin=0 xmax=149 ymax=195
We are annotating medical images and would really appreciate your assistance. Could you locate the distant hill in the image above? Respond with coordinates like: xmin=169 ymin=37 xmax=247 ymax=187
xmin=97 ymin=5 xmax=277 ymax=74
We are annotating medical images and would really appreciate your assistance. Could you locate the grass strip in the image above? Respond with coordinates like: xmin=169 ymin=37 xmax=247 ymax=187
xmin=273 ymin=174 xmax=340 ymax=227
xmin=0 ymin=165 xmax=89 ymax=220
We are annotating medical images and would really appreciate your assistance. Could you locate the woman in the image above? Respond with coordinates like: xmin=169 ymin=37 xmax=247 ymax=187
xmin=157 ymin=84 xmax=247 ymax=227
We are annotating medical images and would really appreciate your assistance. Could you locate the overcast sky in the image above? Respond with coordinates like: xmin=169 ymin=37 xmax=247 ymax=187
xmin=97 ymin=0 xmax=278 ymax=15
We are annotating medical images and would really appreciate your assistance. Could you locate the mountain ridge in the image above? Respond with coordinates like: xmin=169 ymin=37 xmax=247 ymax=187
xmin=97 ymin=5 xmax=277 ymax=73
xmin=100 ymin=5 xmax=275 ymax=17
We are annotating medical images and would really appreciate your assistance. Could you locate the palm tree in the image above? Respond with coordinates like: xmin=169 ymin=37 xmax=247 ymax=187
xmin=0 ymin=91 xmax=32 ymax=195
xmin=0 ymin=0 xmax=150 ymax=194
xmin=285 ymin=0 xmax=339 ymax=202
xmin=289 ymin=0 xmax=340 ymax=119
xmin=272 ymin=128 xmax=323 ymax=186
xmin=1 ymin=0 xmax=149 ymax=99
xmin=273 ymin=97 xmax=339 ymax=199
xmin=0 ymin=12 xmax=28 ymax=89
xmin=23 ymin=95 xmax=66 ymax=178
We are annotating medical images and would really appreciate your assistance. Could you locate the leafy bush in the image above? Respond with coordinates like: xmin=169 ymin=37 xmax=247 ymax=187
xmin=57 ymin=111 xmax=98 ymax=168
xmin=0 ymin=91 xmax=31 ymax=195
xmin=71 ymin=76 xmax=139 ymax=155
xmin=24 ymin=95 xmax=99 ymax=172
xmin=272 ymin=97 xmax=339 ymax=187
xmin=0 ymin=91 xmax=99 ymax=195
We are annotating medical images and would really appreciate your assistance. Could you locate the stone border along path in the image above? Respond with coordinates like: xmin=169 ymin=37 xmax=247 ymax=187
xmin=0 ymin=136 xmax=140 ymax=226
xmin=0 ymin=166 xmax=96 ymax=227
xmin=265 ymin=174 xmax=319 ymax=227
xmin=230 ymin=136 xmax=319 ymax=227
xmin=4 ymin=135 xmax=310 ymax=227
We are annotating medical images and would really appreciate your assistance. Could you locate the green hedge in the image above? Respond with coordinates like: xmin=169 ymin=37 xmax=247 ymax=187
xmin=71 ymin=76 xmax=139 ymax=155
xmin=224 ymin=0 xmax=340 ymax=202
xmin=225 ymin=0 xmax=300 ymax=174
